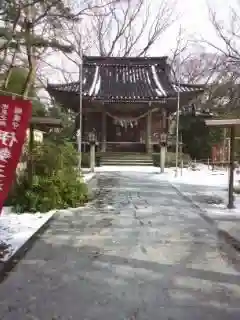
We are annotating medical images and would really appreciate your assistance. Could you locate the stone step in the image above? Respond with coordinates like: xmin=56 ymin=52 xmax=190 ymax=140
xmin=101 ymin=159 xmax=153 ymax=163
xmin=100 ymin=152 xmax=153 ymax=166
xmin=101 ymin=161 xmax=153 ymax=166
xmin=101 ymin=159 xmax=153 ymax=166
xmin=99 ymin=152 xmax=148 ymax=155
xmin=101 ymin=157 xmax=152 ymax=161
xmin=100 ymin=154 xmax=152 ymax=160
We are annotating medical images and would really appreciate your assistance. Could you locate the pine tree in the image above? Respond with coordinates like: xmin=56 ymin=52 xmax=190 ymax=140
xmin=0 ymin=0 xmax=76 ymax=97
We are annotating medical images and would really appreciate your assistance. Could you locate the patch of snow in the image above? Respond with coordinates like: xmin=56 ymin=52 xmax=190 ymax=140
xmin=83 ymin=172 xmax=95 ymax=183
xmin=0 ymin=208 xmax=55 ymax=262
xmin=95 ymin=164 xmax=237 ymax=187
xmin=95 ymin=166 xmax=161 ymax=173
xmin=205 ymin=207 xmax=240 ymax=219
xmin=0 ymin=171 xmax=95 ymax=263
xmin=195 ymin=189 xmax=240 ymax=220
xmin=170 ymin=167 xmax=230 ymax=188
xmin=150 ymin=164 xmax=240 ymax=189
xmin=162 ymin=164 xmax=240 ymax=220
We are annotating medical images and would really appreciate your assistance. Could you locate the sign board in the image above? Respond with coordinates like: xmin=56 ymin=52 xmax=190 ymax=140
xmin=0 ymin=96 xmax=32 ymax=213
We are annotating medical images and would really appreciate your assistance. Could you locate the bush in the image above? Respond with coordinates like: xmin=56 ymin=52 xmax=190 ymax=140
xmin=152 ymin=152 xmax=191 ymax=167
xmin=7 ymin=141 xmax=89 ymax=213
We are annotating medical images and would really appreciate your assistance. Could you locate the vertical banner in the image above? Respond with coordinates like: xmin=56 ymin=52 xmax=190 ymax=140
xmin=0 ymin=96 xmax=32 ymax=213
xmin=212 ymin=145 xmax=218 ymax=163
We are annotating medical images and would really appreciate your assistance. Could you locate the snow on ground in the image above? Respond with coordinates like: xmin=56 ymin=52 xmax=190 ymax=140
xmin=95 ymin=164 xmax=239 ymax=187
xmin=150 ymin=163 xmax=240 ymax=188
xmin=97 ymin=165 xmax=240 ymax=220
xmin=82 ymin=172 xmax=95 ymax=183
xmin=199 ymin=194 xmax=240 ymax=219
xmin=1 ymin=165 xmax=239 ymax=263
xmin=169 ymin=167 xmax=229 ymax=187
xmin=0 ymin=172 xmax=96 ymax=263
xmin=165 ymin=164 xmax=240 ymax=220
xmin=95 ymin=165 xmax=161 ymax=173
xmin=0 ymin=209 xmax=55 ymax=262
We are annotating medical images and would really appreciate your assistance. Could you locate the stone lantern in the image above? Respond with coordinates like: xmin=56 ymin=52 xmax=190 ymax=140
xmin=88 ymin=130 xmax=96 ymax=172
xmin=159 ymin=132 xmax=168 ymax=173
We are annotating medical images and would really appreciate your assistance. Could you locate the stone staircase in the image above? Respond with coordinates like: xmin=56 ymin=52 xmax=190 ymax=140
xmin=100 ymin=152 xmax=153 ymax=166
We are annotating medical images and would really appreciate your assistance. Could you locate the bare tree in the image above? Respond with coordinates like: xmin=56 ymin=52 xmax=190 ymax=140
xmin=204 ymin=2 xmax=240 ymax=80
xmin=188 ymin=2 xmax=240 ymax=118
xmin=40 ymin=0 xmax=177 ymax=83
xmin=208 ymin=3 xmax=240 ymax=58
xmin=178 ymin=51 xmax=225 ymax=84
xmin=167 ymin=24 xmax=224 ymax=85
xmin=85 ymin=0 xmax=177 ymax=57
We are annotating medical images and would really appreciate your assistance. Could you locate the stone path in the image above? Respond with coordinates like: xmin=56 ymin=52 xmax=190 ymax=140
xmin=0 ymin=171 xmax=240 ymax=319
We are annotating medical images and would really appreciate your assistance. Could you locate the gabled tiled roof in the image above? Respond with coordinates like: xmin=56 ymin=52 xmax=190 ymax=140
xmin=47 ymin=56 xmax=204 ymax=105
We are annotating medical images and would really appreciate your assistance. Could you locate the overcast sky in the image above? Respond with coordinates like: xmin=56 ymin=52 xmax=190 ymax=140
xmin=147 ymin=0 xmax=235 ymax=56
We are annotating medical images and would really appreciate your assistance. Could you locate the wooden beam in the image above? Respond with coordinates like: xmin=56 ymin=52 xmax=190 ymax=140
xmin=205 ymin=119 xmax=240 ymax=127
xmin=30 ymin=117 xmax=63 ymax=128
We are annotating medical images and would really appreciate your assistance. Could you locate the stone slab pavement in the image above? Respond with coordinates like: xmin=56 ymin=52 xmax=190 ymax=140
xmin=0 ymin=172 xmax=240 ymax=319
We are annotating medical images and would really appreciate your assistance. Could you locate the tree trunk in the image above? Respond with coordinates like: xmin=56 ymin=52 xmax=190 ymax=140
xmin=2 ymin=48 xmax=18 ymax=90
xmin=21 ymin=14 xmax=36 ymax=98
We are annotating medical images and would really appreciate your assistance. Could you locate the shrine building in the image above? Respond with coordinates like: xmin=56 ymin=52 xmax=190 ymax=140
xmin=47 ymin=56 xmax=204 ymax=153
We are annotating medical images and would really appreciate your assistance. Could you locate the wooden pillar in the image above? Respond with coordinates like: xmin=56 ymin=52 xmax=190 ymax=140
xmin=179 ymin=133 xmax=183 ymax=161
xmin=146 ymin=110 xmax=152 ymax=154
xmin=101 ymin=109 xmax=107 ymax=152
xmin=228 ymin=126 xmax=235 ymax=209
xmin=160 ymin=145 xmax=166 ymax=173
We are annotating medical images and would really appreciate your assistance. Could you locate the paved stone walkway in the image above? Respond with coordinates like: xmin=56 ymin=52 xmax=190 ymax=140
xmin=0 ymin=172 xmax=240 ymax=319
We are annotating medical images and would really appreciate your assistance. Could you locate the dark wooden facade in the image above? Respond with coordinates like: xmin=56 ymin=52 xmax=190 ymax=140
xmin=77 ymin=109 xmax=168 ymax=152
xmin=47 ymin=56 xmax=205 ymax=153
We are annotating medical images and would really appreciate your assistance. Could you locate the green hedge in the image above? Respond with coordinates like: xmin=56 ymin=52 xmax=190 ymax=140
xmin=152 ymin=152 xmax=191 ymax=167
xmin=7 ymin=142 xmax=89 ymax=213
xmin=81 ymin=153 xmax=101 ymax=167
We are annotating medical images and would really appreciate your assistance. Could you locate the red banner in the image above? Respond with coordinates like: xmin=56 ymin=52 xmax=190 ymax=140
xmin=212 ymin=144 xmax=230 ymax=163
xmin=0 ymin=96 xmax=32 ymax=213
xmin=212 ymin=145 xmax=218 ymax=163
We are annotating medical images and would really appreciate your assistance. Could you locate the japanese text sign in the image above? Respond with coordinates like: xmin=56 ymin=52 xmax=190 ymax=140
xmin=0 ymin=96 xmax=32 ymax=214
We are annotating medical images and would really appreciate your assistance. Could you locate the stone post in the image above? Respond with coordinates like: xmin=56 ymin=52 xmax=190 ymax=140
xmin=160 ymin=132 xmax=167 ymax=174
xmin=90 ymin=142 xmax=95 ymax=172
xmin=101 ymin=109 xmax=107 ymax=152
xmin=146 ymin=110 xmax=152 ymax=154
xmin=160 ymin=145 xmax=166 ymax=173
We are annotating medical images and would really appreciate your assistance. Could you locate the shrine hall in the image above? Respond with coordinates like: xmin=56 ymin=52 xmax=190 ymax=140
xmin=47 ymin=56 xmax=205 ymax=153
